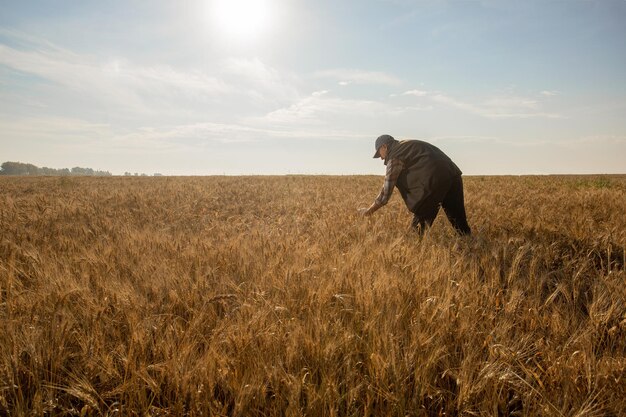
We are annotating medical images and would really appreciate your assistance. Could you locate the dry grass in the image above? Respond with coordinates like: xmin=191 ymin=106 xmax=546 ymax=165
xmin=0 ymin=175 xmax=625 ymax=416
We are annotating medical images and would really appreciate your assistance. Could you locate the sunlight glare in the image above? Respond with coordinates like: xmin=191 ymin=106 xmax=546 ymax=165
xmin=212 ymin=0 xmax=273 ymax=41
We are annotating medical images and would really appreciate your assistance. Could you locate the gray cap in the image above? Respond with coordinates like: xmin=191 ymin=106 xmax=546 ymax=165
xmin=373 ymin=134 xmax=395 ymax=158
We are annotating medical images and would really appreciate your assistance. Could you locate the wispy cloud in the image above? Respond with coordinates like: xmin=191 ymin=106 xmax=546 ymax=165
xmin=0 ymin=42 xmax=231 ymax=112
xmin=218 ymin=57 xmax=299 ymax=105
xmin=314 ymin=68 xmax=402 ymax=86
xmin=0 ymin=31 xmax=375 ymax=152
xmin=399 ymin=89 xmax=429 ymax=97
xmin=0 ymin=114 xmax=366 ymax=160
xmin=398 ymin=88 xmax=563 ymax=119
xmin=106 ymin=121 xmax=371 ymax=151
xmin=258 ymin=90 xmax=389 ymax=126
xmin=0 ymin=31 xmax=301 ymax=120
xmin=0 ymin=51 xmax=231 ymax=126
xmin=573 ymin=134 xmax=626 ymax=145
xmin=0 ymin=116 xmax=111 ymax=140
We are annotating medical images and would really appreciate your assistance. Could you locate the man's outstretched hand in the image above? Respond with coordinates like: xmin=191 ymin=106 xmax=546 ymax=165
xmin=358 ymin=207 xmax=370 ymax=217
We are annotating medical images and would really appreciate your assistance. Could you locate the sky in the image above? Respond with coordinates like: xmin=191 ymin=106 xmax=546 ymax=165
xmin=0 ymin=0 xmax=625 ymax=175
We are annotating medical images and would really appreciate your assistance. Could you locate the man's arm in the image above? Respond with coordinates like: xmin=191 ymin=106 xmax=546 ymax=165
xmin=360 ymin=158 xmax=404 ymax=216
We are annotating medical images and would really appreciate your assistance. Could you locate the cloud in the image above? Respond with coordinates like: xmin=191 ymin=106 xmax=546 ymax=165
xmin=0 ymin=31 xmax=377 ymax=151
xmin=0 ymin=42 xmax=231 ymax=115
xmin=401 ymin=89 xmax=429 ymax=97
xmin=420 ymin=135 xmax=503 ymax=144
xmin=540 ymin=90 xmax=558 ymax=97
xmin=108 ymin=121 xmax=370 ymax=150
xmin=398 ymin=88 xmax=563 ymax=119
xmin=0 ymin=31 xmax=303 ymax=123
xmin=314 ymin=68 xmax=402 ymax=86
xmin=258 ymin=91 xmax=389 ymax=126
xmin=0 ymin=116 xmax=111 ymax=141
xmin=218 ymin=57 xmax=299 ymax=105
xmin=573 ymin=134 xmax=626 ymax=146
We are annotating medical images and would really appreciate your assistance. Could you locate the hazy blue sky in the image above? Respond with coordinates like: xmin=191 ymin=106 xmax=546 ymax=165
xmin=1 ymin=0 xmax=625 ymax=175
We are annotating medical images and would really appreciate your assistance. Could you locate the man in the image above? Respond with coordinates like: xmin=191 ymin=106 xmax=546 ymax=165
xmin=359 ymin=134 xmax=471 ymax=235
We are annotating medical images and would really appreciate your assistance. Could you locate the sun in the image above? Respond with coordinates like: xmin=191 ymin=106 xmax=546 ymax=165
xmin=212 ymin=0 xmax=273 ymax=41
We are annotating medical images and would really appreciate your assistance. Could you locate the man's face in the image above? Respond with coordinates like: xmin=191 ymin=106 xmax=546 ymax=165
xmin=379 ymin=144 xmax=388 ymax=160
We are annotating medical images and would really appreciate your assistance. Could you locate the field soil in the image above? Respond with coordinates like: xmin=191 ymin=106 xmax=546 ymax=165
xmin=1 ymin=175 xmax=625 ymax=416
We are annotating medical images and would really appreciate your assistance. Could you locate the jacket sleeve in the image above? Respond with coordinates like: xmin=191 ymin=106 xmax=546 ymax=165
xmin=372 ymin=158 xmax=404 ymax=208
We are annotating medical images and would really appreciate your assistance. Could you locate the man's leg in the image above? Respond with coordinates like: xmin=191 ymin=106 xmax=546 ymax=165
xmin=441 ymin=176 xmax=471 ymax=236
xmin=411 ymin=200 xmax=441 ymax=234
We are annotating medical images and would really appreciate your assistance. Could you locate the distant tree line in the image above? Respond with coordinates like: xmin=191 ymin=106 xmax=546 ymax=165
xmin=0 ymin=161 xmax=112 ymax=176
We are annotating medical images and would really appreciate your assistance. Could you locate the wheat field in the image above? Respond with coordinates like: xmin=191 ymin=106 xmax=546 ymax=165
xmin=0 ymin=175 xmax=625 ymax=416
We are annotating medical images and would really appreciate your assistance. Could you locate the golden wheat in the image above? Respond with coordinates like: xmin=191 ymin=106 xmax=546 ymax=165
xmin=1 ymin=175 xmax=625 ymax=416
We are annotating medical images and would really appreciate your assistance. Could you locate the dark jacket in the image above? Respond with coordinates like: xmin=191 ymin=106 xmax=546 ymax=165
xmin=385 ymin=140 xmax=462 ymax=212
